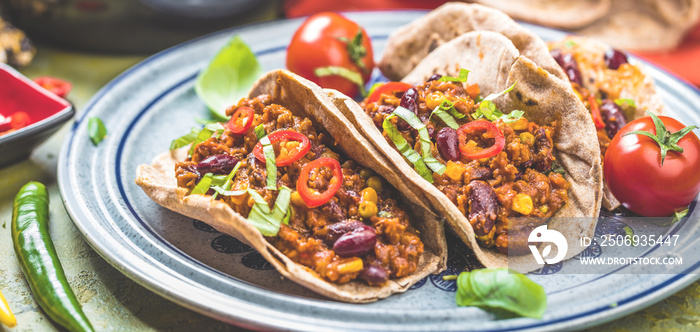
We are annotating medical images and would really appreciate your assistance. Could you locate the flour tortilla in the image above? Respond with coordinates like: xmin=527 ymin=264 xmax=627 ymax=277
xmin=136 ymin=69 xmax=447 ymax=302
xmin=379 ymin=2 xmax=566 ymax=82
xmin=335 ymin=32 xmax=602 ymax=270
xmin=472 ymin=0 xmax=700 ymax=51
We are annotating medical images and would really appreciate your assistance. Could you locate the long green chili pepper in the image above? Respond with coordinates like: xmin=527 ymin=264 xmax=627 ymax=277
xmin=11 ymin=182 xmax=94 ymax=332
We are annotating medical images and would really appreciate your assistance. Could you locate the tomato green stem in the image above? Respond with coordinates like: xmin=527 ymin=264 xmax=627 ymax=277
xmin=623 ymin=111 xmax=698 ymax=165
xmin=337 ymin=29 xmax=368 ymax=73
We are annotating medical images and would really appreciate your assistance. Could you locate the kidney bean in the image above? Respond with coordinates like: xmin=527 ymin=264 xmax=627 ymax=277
xmin=533 ymin=128 xmax=554 ymax=172
xmin=399 ymin=87 xmax=419 ymax=114
xmin=467 ymin=181 xmax=498 ymax=236
xmin=197 ymin=154 xmax=239 ymax=174
xmin=333 ymin=225 xmax=377 ymax=257
xmin=322 ymin=200 xmax=348 ymax=224
xmin=436 ymin=127 xmax=460 ymax=161
xmin=468 ymin=167 xmax=492 ymax=181
xmin=550 ymin=49 xmax=582 ymax=85
xmin=427 ymin=74 xmax=443 ymax=82
xmin=604 ymin=48 xmax=628 ymax=70
xmin=323 ymin=219 xmax=366 ymax=245
xmin=360 ymin=264 xmax=389 ymax=285
xmin=599 ymin=99 xmax=628 ymax=138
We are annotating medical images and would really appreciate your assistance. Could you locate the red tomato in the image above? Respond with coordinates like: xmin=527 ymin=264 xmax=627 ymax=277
xmin=33 ymin=76 xmax=72 ymax=98
xmin=604 ymin=115 xmax=700 ymax=217
xmin=286 ymin=12 xmax=374 ymax=98
xmin=0 ymin=112 xmax=31 ymax=133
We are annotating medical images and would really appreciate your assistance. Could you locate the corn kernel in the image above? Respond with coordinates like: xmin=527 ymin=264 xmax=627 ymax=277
xmin=539 ymin=205 xmax=549 ymax=214
xmin=337 ymin=258 xmax=364 ymax=274
xmin=230 ymin=192 xmax=248 ymax=205
xmin=512 ymin=193 xmax=534 ymax=215
xmin=445 ymin=161 xmax=465 ymax=181
xmin=425 ymin=91 xmax=445 ymax=110
xmin=366 ymin=176 xmax=383 ymax=192
xmin=359 ymin=201 xmax=378 ymax=218
xmin=509 ymin=118 xmax=528 ymax=131
xmin=360 ymin=187 xmax=378 ymax=204
xmin=290 ymin=191 xmax=306 ymax=207
xmin=519 ymin=132 xmax=535 ymax=146
xmin=247 ymin=196 xmax=256 ymax=208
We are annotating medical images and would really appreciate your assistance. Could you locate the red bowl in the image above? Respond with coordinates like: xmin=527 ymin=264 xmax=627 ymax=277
xmin=0 ymin=63 xmax=74 ymax=167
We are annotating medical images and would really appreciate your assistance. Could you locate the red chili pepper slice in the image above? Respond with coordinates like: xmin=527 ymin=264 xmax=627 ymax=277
xmin=296 ymin=157 xmax=343 ymax=208
xmin=33 ymin=77 xmax=72 ymax=99
xmin=365 ymin=82 xmax=413 ymax=104
xmin=588 ymin=96 xmax=606 ymax=129
xmin=0 ymin=112 xmax=30 ymax=133
xmin=253 ymin=130 xmax=311 ymax=167
xmin=226 ymin=106 xmax=254 ymax=134
xmin=457 ymin=120 xmax=506 ymax=159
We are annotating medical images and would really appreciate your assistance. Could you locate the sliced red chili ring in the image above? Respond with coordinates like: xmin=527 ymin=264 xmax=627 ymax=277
xmin=253 ymin=130 xmax=311 ymax=166
xmin=366 ymin=82 xmax=413 ymax=104
xmin=296 ymin=157 xmax=343 ymax=208
xmin=227 ymin=106 xmax=254 ymax=134
xmin=588 ymin=96 xmax=606 ymax=129
xmin=33 ymin=76 xmax=72 ymax=98
xmin=457 ymin=120 xmax=505 ymax=159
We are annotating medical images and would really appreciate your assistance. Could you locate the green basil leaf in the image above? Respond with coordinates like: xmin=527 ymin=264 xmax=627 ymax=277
xmin=247 ymin=186 xmax=292 ymax=236
xmin=260 ymin=135 xmax=278 ymax=190
xmin=438 ymin=68 xmax=469 ymax=82
xmin=439 ymin=99 xmax=466 ymax=119
xmin=484 ymin=81 xmax=517 ymax=102
xmin=88 ymin=117 xmax=107 ymax=146
xmin=673 ymin=208 xmax=689 ymax=223
xmin=624 ymin=226 xmax=637 ymax=246
xmin=170 ymin=127 xmax=199 ymax=150
xmin=456 ymin=268 xmax=547 ymax=319
xmin=188 ymin=123 xmax=225 ymax=157
xmin=190 ymin=173 xmax=213 ymax=195
xmin=430 ymin=106 xmax=459 ymax=129
xmin=314 ymin=66 xmax=366 ymax=96
xmin=393 ymin=106 xmax=446 ymax=175
xmin=254 ymin=124 xmax=266 ymax=140
xmin=383 ymin=114 xmax=433 ymax=183
xmin=212 ymin=161 xmax=241 ymax=199
xmin=195 ymin=35 xmax=263 ymax=121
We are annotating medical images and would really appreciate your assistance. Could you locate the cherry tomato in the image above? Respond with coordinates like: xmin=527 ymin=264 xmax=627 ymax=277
xmin=286 ymin=12 xmax=374 ymax=98
xmin=33 ymin=77 xmax=72 ymax=98
xmin=604 ymin=115 xmax=700 ymax=217
xmin=0 ymin=112 xmax=31 ymax=133
xmin=296 ymin=157 xmax=343 ymax=208
xmin=365 ymin=82 xmax=412 ymax=104
xmin=457 ymin=120 xmax=505 ymax=159
xmin=226 ymin=106 xmax=254 ymax=134
xmin=253 ymin=130 xmax=311 ymax=166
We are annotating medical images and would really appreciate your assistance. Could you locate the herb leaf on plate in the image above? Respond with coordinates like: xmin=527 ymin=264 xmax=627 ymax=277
xmin=88 ymin=117 xmax=107 ymax=146
xmin=456 ymin=268 xmax=546 ymax=319
xmin=195 ymin=35 xmax=262 ymax=121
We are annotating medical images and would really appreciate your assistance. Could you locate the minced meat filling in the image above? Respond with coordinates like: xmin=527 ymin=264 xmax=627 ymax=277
xmin=175 ymin=94 xmax=423 ymax=285
xmin=362 ymin=79 xmax=569 ymax=255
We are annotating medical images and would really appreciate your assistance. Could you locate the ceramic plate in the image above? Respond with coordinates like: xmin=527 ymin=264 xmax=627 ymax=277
xmin=58 ymin=11 xmax=700 ymax=331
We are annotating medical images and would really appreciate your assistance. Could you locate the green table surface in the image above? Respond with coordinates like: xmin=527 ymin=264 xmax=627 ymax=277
xmin=2 ymin=25 xmax=700 ymax=332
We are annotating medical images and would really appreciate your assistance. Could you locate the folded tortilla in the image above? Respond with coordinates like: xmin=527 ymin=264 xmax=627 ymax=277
xmin=136 ymin=69 xmax=447 ymax=302
xmin=335 ymin=31 xmax=602 ymax=270
xmin=379 ymin=2 xmax=566 ymax=83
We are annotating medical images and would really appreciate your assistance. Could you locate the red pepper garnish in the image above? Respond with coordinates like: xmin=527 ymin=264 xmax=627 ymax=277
xmin=33 ymin=77 xmax=72 ymax=99
xmin=588 ymin=95 xmax=606 ymax=129
xmin=253 ymin=130 xmax=311 ymax=166
xmin=457 ymin=120 xmax=505 ymax=159
xmin=365 ymin=82 xmax=413 ymax=104
xmin=226 ymin=106 xmax=254 ymax=134
xmin=0 ymin=112 xmax=30 ymax=133
xmin=296 ymin=157 xmax=343 ymax=208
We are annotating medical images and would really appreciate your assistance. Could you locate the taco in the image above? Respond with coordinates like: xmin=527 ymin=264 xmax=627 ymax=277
xmin=332 ymin=31 xmax=602 ymax=269
xmin=548 ymin=35 xmax=665 ymax=209
xmin=379 ymin=2 xmax=566 ymax=83
xmin=136 ymin=69 xmax=447 ymax=303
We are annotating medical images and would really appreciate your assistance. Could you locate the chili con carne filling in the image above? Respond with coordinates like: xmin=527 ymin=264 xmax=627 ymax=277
xmin=174 ymin=94 xmax=424 ymax=285
xmin=361 ymin=78 xmax=570 ymax=254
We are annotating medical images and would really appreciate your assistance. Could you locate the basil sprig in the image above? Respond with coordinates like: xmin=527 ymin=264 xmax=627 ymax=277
xmin=472 ymin=82 xmax=523 ymax=123
xmin=382 ymin=114 xmax=433 ymax=183
xmin=260 ymin=135 xmax=278 ymax=190
xmin=195 ymin=36 xmax=263 ymax=121
xmin=247 ymin=186 xmax=292 ymax=236
xmin=393 ymin=106 xmax=446 ymax=175
xmin=211 ymin=162 xmax=242 ymax=199
xmin=429 ymin=101 xmax=461 ymax=130
xmin=456 ymin=268 xmax=546 ymax=319
xmin=438 ymin=68 xmax=470 ymax=82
